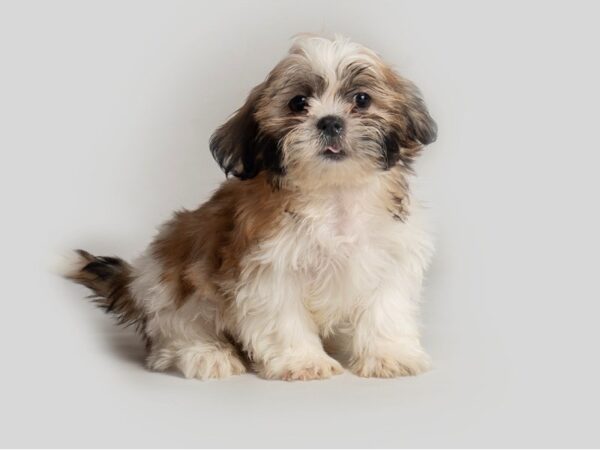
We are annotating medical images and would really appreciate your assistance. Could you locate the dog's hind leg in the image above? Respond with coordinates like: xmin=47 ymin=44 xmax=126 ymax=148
xmin=129 ymin=251 xmax=246 ymax=380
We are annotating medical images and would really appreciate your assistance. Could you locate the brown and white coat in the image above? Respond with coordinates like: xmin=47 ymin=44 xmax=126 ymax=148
xmin=67 ymin=35 xmax=437 ymax=380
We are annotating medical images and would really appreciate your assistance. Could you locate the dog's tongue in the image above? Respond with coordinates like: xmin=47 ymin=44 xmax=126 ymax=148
xmin=325 ymin=145 xmax=341 ymax=153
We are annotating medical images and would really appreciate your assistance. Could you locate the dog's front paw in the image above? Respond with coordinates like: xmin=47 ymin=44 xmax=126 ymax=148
xmin=148 ymin=345 xmax=246 ymax=380
xmin=260 ymin=352 xmax=344 ymax=381
xmin=350 ymin=348 xmax=431 ymax=378
xmin=177 ymin=348 xmax=247 ymax=380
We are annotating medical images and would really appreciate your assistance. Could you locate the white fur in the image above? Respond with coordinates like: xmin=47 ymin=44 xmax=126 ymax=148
xmin=54 ymin=251 xmax=88 ymax=279
xmin=228 ymin=179 xmax=433 ymax=379
xmin=292 ymin=34 xmax=379 ymax=81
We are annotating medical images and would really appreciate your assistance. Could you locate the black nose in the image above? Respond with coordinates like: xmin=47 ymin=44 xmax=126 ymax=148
xmin=317 ymin=115 xmax=344 ymax=137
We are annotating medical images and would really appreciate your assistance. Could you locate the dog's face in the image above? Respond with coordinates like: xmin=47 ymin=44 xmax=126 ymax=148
xmin=210 ymin=35 xmax=436 ymax=188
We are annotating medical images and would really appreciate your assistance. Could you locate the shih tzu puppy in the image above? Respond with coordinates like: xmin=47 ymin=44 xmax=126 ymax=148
xmin=66 ymin=35 xmax=437 ymax=381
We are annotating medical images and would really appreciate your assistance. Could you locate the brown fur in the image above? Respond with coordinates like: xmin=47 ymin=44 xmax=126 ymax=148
xmin=150 ymin=174 xmax=291 ymax=307
xmin=66 ymin=250 xmax=151 ymax=348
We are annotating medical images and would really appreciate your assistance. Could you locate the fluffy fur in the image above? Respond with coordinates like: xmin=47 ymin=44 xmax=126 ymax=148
xmin=66 ymin=35 xmax=437 ymax=381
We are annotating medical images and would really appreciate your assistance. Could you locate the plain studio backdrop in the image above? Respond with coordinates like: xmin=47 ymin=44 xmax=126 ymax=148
xmin=1 ymin=0 xmax=599 ymax=447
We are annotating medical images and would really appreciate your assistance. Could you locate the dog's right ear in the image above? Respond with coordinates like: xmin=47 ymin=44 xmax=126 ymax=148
xmin=210 ymin=82 xmax=280 ymax=179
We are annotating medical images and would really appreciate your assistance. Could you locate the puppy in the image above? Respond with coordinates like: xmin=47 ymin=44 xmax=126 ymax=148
xmin=67 ymin=35 xmax=437 ymax=381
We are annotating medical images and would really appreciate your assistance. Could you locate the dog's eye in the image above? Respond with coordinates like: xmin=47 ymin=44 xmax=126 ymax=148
xmin=289 ymin=95 xmax=308 ymax=113
xmin=354 ymin=92 xmax=371 ymax=109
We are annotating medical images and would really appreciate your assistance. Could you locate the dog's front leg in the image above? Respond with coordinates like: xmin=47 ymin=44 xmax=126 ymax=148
xmin=349 ymin=280 xmax=430 ymax=378
xmin=233 ymin=269 xmax=343 ymax=381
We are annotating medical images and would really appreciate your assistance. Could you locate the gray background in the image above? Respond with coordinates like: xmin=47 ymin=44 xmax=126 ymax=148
xmin=1 ymin=0 xmax=599 ymax=447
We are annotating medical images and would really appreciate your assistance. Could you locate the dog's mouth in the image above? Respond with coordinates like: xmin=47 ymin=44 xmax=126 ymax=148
xmin=321 ymin=144 xmax=347 ymax=161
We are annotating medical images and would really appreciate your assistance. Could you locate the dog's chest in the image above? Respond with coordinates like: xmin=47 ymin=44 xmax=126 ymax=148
xmin=313 ymin=192 xmax=369 ymax=242
xmin=296 ymin=190 xmax=377 ymax=252
xmin=285 ymin=191 xmax=396 ymax=320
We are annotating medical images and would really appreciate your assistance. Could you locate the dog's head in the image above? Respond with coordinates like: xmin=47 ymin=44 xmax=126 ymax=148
xmin=210 ymin=35 xmax=436 ymax=188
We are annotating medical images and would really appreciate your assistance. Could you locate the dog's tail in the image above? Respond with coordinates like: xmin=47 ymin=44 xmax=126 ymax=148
xmin=65 ymin=250 xmax=147 ymax=337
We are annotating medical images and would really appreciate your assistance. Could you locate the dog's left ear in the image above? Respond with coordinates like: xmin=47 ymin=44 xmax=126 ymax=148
xmin=386 ymin=69 xmax=437 ymax=148
xmin=209 ymin=82 xmax=281 ymax=179
xmin=382 ymin=70 xmax=437 ymax=169
xmin=400 ymin=82 xmax=437 ymax=147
